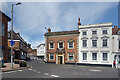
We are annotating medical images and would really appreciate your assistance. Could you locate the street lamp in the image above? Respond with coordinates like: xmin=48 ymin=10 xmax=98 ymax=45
xmin=11 ymin=2 xmax=21 ymax=69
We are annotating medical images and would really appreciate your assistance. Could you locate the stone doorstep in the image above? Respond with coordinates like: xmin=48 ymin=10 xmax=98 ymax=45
xmin=1 ymin=65 xmax=31 ymax=72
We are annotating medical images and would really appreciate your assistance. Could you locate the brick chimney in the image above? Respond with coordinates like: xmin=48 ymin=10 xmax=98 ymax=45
xmin=48 ymin=28 xmax=51 ymax=33
xmin=78 ymin=18 xmax=81 ymax=25
xmin=112 ymin=26 xmax=120 ymax=35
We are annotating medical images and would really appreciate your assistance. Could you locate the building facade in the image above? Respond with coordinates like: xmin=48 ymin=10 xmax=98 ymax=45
xmin=0 ymin=11 xmax=11 ymax=61
xmin=45 ymin=29 xmax=79 ymax=64
xmin=37 ymin=43 xmax=45 ymax=60
xmin=27 ymin=48 xmax=37 ymax=60
xmin=8 ymin=30 xmax=28 ymax=60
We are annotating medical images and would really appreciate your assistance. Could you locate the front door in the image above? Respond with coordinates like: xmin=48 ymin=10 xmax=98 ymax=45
xmin=58 ymin=56 xmax=62 ymax=64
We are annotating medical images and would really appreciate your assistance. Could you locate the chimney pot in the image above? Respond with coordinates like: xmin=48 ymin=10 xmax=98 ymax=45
xmin=48 ymin=28 xmax=51 ymax=33
xmin=78 ymin=18 xmax=81 ymax=25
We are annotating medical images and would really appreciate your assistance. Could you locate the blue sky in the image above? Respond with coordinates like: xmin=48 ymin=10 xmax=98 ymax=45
xmin=0 ymin=1 xmax=118 ymax=48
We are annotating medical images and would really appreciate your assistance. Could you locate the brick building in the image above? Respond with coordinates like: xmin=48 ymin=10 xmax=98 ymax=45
xmin=8 ymin=30 xmax=28 ymax=60
xmin=0 ymin=11 xmax=11 ymax=61
xmin=45 ymin=29 xmax=79 ymax=64
xmin=27 ymin=48 xmax=37 ymax=60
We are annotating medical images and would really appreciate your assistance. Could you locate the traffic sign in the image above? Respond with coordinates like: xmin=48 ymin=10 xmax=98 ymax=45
xmin=10 ymin=40 xmax=15 ymax=46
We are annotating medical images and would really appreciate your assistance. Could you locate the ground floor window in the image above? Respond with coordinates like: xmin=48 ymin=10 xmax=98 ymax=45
xmin=83 ymin=53 xmax=87 ymax=60
xmin=102 ymin=53 xmax=108 ymax=61
xmin=49 ymin=53 xmax=54 ymax=60
xmin=92 ymin=53 xmax=97 ymax=61
xmin=68 ymin=54 xmax=74 ymax=61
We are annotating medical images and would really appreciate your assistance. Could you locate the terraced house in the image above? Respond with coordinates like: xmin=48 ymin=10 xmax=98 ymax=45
xmin=8 ymin=30 xmax=28 ymax=60
xmin=45 ymin=28 xmax=79 ymax=64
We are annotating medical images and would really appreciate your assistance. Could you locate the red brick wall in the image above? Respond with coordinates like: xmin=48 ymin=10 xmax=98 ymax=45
xmin=47 ymin=35 xmax=78 ymax=63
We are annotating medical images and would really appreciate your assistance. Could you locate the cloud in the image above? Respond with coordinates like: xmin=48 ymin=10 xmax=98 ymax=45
xmin=0 ymin=2 xmax=118 ymax=48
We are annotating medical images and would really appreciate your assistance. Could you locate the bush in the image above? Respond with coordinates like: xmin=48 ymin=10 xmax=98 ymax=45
xmin=14 ymin=59 xmax=19 ymax=64
xmin=19 ymin=61 xmax=27 ymax=67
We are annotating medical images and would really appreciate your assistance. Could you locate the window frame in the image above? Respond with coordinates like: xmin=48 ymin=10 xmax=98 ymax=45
xmin=82 ymin=31 xmax=87 ymax=36
xmin=58 ymin=42 xmax=64 ymax=49
xmin=92 ymin=30 xmax=97 ymax=35
xmin=102 ymin=30 xmax=107 ymax=34
xmin=49 ymin=43 xmax=54 ymax=49
xmin=92 ymin=40 xmax=97 ymax=47
xmin=68 ymin=54 xmax=74 ymax=61
xmin=102 ymin=53 xmax=108 ymax=61
xmin=49 ymin=53 xmax=54 ymax=60
xmin=92 ymin=53 xmax=97 ymax=61
xmin=102 ymin=39 xmax=108 ymax=47
xmin=82 ymin=53 xmax=87 ymax=61
xmin=82 ymin=40 xmax=87 ymax=47
xmin=68 ymin=42 xmax=74 ymax=49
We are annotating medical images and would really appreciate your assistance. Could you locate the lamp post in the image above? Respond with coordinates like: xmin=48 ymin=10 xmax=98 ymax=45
xmin=11 ymin=2 xmax=21 ymax=69
xmin=45 ymin=27 xmax=48 ymax=62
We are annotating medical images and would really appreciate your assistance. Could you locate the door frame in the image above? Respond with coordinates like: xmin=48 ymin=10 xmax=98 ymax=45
xmin=56 ymin=53 xmax=64 ymax=64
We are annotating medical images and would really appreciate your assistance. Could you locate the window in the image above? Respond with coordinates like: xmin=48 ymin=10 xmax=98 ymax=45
xmin=50 ymin=53 xmax=54 ymax=60
xmin=83 ymin=31 xmax=87 ymax=35
xmin=92 ymin=40 xmax=97 ymax=47
xmin=119 ymin=41 xmax=120 ymax=49
xmin=83 ymin=40 xmax=87 ymax=47
xmin=59 ymin=43 xmax=63 ymax=48
xmin=92 ymin=31 xmax=97 ymax=35
xmin=68 ymin=54 xmax=74 ymax=61
xmin=92 ymin=53 xmax=97 ymax=61
xmin=103 ymin=53 xmax=108 ymax=61
xmin=103 ymin=39 xmax=107 ymax=47
xmin=49 ymin=43 xmax=54 ymax=49
xmin=103 ymin=30 xmax=107 ymax=34
xmin=83 ymin=53 xmax=87 ymax=60
xmin=0 ymin=22 xmax=2 ymax=36
xmin=68 ymin=42 xmax=73 ymax=49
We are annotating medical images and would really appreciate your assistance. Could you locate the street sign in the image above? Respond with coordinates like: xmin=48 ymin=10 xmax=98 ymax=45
xmin=10 ymin=40 xmax=15 ymax=46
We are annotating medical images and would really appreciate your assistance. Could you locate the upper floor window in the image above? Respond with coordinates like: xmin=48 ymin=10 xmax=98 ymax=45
xmin=2 ymin=23 xmax=5 ymax=36
xmin=83 ymin=53 xmax=87 ymax=60
xmin=82 ymin=31 xmax=87 ymax=35
xmin=68 ymin=54 xmax=74 ymax=61
xmin=68 ymin=42 xmax=74 ymax=49
xmin=59 ymin=42 xmax=64 ymax=49
xmin=92 ymin=40 xmax=97 ymax=47
xmin=83 ymin=40 xmax=87 ymax=47
xmin=102 ymin=30 xmax=107 ymax=34
xmin=103 ymin=39 xmax=107 ymax=47
xmin=49 ymin=53 xmax=54 ymax=60
xmin=49 ymin=43 xmax=54 ymax=49
xmin=102 ymin=53 xmax=108 ymax=61
xmin=119 ymin=41 xmax=120 ymax=49
xmin=92 ymin=31 xmax=97 ymax=35
xmin=92 ymin=53 xmax=97 ymax=61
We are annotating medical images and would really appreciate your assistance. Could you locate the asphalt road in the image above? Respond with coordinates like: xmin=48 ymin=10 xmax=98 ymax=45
xmin=2 ymin=60 xmax=119 ymax=78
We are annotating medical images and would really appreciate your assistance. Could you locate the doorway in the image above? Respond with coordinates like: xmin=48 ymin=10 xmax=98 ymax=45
xmin=58 ymin=56 xmax=62 ymax=64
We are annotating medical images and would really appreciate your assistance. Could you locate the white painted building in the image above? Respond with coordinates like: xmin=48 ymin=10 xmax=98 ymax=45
xmin=78 ymin=22 xmax=117 ymax=66
xmin=37 ymin=43 xmax=45 ymax=60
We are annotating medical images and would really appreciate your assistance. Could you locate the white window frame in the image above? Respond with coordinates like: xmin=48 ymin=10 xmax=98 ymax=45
xmin=101 ymin=52 xmax=109 ymax=62
xmin=68 ymin=42 xmax=74 ymax=49
xmin=92 ymin=40 xmax=97 ymax=47
xmin=102 ymin=39 xmax=108 ymax=47
xmin=2 ymin=23 xmax=5 ymax=36
xmin=49 ymin=53 xmax=54 ymax=60
xmin=68 ymin=54 xmax=74 ymax=61
xmin=82 ymin=40 xmax=87 ymax=47
xmin=102 ymin=29 xmax=108 ymax=34
xmin=82 ymin=52 xmax=87 ymax=61
xmin=92 ymin=53 xmax=97 ymax=61
xmin=82 ymin=31 xmax=87 ymax=36
xmin=49 ymin=43 xmax=54 ymax=49
xmin=92 ymin=30 xmax=97 ymax=35
xmin=58 ymin=42 xmax=64 ymax=49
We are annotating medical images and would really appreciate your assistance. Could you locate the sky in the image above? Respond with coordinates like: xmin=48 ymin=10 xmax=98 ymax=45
xmin=0 ymin=0 xmax=119 ymax=48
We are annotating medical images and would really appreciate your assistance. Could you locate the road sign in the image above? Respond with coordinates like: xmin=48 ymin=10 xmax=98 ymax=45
xmin=10 ymin=40 xmax=15 ymax=46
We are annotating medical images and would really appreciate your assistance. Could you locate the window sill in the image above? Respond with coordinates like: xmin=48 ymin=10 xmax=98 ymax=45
xmin=82 ymin=60 xmax=88 ymax=62
xmin=91 ymin=60 xmax=98 ymax=62
xmin=101 ymin=61 xmax=109 ymax=63
xmin=91 ymin=47 xmax=98 ymax=48
xmin=68 ymin=48 xmax=74 ymax=49
xmin=49 ymin=48 xmax=54 ymax=49
xmin=101 ymin=47 xmax=109 ymax=48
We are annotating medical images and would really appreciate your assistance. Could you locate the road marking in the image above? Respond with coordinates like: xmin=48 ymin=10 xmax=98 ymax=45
xmin=45 ymin=73 xmax=49 ymax=75
xmin=28 ymin=68 xmax=33 ymax=71
xmin=33 ymin=70 xmax=37 ymax=72
xmin=18 ymin=70 xmax=23 ymax=72
xmin=37 ymin=72 xmax=41 ymax=73
xmin=89 ymin=69 xmax=102 ymax=72
xmin=0 ymin=73 xmax=2 ymax=74
xmin=51 ymin=75 xmax=59 ymax=77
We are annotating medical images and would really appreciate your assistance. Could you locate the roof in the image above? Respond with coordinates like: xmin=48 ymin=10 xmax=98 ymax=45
xmin=37 ymin=43 xmax=45 ymax=47
xmin=44 ymin=30 xmax=79 ymax=36
xmin=0 ymin=11 xmax=11 ymax=21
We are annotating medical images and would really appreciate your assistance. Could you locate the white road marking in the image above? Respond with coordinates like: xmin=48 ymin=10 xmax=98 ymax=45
xmin=45 ymin=73 xmax=49 ymax=75
xmin=89 ymin=69 xmax=102 ymax=72
xmin=18 ymin=70 xmax=23 ymax=72
xmin=33 ymin=70 xmax=37 ymax=72
xmin=51 ymin=75 xmax=59 ymax=77
xmin=28 ymin=68 xmax=33 ymax=71
xmin=0 ymin=73 xmax=2 ymax=74
xmin=37 ymin=72 xmax=41 ymax=73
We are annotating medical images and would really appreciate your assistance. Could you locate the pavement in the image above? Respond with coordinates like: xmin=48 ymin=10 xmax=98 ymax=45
xmin=1 ymin=60 xmax=119 ymax=78
xmin=1 ymin=63 xmax=31 ymax=72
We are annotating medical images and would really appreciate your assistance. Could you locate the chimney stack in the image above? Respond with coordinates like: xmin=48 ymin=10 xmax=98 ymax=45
xmin=48 ymin=28 xmax=51 ymax=33
xmin=78 ymin=18 xmax=81 ymax=26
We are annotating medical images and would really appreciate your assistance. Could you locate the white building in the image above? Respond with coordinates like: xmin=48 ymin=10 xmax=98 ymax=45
xmin=37 ymin=43 xmax=45 ymax=60
xmin=78 ymin=22 xmax=120 ymax=67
